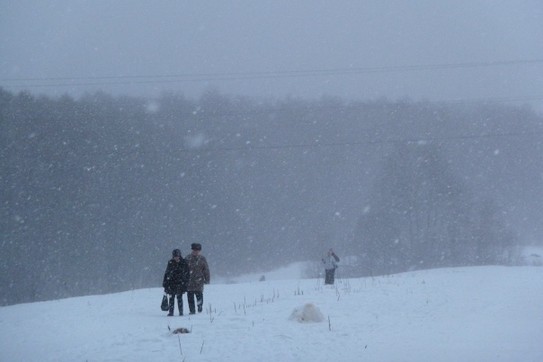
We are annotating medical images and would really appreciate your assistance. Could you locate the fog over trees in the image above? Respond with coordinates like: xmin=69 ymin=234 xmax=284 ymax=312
xmin=1 ymin=88 xmax=542 ymax=305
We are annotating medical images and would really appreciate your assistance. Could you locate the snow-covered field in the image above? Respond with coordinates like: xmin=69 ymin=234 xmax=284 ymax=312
xmin=1 ymin=266 xmax=542 ymax=361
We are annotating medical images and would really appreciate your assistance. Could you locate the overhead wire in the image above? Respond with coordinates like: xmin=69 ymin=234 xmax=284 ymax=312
xmin=1 ymin=58 xmax=542 ymax=87
xmin=179 ymin=129 xmax=543 ymax=154
xmin=2 ymin=59 xmax=542 ymax=153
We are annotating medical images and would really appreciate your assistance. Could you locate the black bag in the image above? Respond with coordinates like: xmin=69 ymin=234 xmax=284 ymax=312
xmin=161 ymin=294 xmax=169 ymax=311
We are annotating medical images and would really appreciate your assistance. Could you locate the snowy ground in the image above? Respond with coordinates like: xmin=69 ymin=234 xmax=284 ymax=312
xmin=1 ymin=266 xmax=542 ymax=362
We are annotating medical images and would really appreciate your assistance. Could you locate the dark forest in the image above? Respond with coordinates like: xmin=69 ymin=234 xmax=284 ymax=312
xmin=1 ymin=88 xmax=542 ymax=305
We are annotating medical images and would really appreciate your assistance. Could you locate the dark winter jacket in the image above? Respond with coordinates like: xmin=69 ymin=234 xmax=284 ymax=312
xmin=186 ymin=253 xmax=210 ymax=292
xmin=162 ymin=258 xmax=189 ymax=295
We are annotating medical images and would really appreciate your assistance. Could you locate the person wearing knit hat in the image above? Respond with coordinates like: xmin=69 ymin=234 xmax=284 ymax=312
xmin=162 ymin=249 xmax=189 ymax=316
xmin=185 ymin=243 xmax=210 ymax=314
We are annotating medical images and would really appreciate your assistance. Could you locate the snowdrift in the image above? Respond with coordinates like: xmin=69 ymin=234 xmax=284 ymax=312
xmin=1 ymin=266 xmax=542 ymax=361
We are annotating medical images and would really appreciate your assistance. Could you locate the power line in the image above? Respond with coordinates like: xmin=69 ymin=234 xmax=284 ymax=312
xmin=2 ymin=59 xmax=542 ymax=86
xmin=184 ymin=95 xmax=543 ymax=121
xmin=182 ymin=130 xmax=543 ymax=154
xmin=436 ymin=95 xmax=543 ymax=104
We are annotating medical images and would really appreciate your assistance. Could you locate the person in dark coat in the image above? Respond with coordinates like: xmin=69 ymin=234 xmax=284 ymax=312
xmin=185 ymin=243 xmax=210 ymax=314
xmin=322 ymin=248 xmax=340 ymax=285
xmin=163 ymin=249 xmax=189 ymax=316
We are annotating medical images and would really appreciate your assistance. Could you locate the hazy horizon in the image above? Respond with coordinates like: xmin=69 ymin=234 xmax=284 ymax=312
xmin=1 ymin=1 xmax=542 ymax=111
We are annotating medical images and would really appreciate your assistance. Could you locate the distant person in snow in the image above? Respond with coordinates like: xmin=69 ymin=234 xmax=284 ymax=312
xmin=322 ymin=249 xmax=340 ymax=285
xmin=185 ymin=243 xmax=210 ymax=314
xmin=163 ymin=249 xmax=189 ymax=316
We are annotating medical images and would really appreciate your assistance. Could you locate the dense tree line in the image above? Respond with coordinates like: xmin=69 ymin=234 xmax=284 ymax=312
xmin=1 ymin=87 xmax=542 ymax=305
xmin=353 ymin=143 xmax=517 ymax=276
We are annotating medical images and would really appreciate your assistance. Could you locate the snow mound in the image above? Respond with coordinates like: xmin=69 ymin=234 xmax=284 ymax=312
xmin=289 ymin=302 xmax=324 ymax=323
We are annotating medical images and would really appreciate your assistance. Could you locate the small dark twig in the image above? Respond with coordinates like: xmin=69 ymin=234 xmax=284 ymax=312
xmin=177 ymin=335 xmax=183 ymax=357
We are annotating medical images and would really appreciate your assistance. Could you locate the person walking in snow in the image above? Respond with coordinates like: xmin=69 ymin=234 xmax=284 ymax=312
xmin=186 ymin=243 xmax=210 ymax=314
xmin=322 ymin=248 xmax=340 ymax=285
xmin=163 ymin=249 xmax=189 ymax=316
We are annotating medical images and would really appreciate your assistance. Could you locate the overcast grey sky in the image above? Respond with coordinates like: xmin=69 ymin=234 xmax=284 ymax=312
xmin=1 ymin=0 xmax=542 ymax=108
